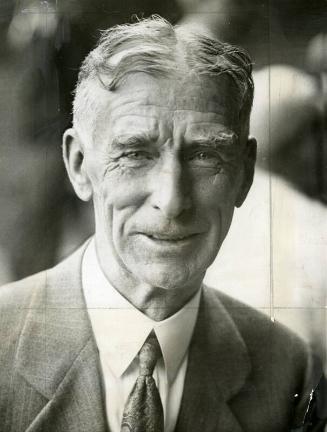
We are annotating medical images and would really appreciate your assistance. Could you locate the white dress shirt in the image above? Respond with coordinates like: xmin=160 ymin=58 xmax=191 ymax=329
xmin=82 ymin=239 xmax=201 ymax=432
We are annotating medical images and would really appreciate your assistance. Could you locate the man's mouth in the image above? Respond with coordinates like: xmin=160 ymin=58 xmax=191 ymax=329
xmin=141 ymin=232 xmax=199 ymax=242
xmin=147 ymin=234 xmax=189 ymax=241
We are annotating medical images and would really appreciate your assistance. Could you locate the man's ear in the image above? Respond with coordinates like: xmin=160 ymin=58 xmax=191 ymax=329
xmin=62 ymin=128 xmax=93 ymax=202
xmin=235 ymin=136 xmax=257 ymax=208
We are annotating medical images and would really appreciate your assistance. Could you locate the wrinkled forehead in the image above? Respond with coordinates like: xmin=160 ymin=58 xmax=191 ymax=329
xmin=92 ymin=73 xmax=243 ymax=144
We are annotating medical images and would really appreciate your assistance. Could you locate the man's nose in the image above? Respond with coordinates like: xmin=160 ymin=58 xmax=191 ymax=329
xmin=150 ymin=158 xmax=192 ymax=219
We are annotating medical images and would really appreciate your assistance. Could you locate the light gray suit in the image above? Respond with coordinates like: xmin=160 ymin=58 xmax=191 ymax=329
xmin=0 ymin=242 xmax=319 ymax=432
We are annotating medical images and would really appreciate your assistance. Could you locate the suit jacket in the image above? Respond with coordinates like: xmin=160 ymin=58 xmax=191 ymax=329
xmin=0 ymin=242 xmax=320 ymax=432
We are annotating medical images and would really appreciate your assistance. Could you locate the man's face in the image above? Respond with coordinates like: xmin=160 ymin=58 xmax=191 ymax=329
xmin=82 ymin=73 xmax=252 ymax=290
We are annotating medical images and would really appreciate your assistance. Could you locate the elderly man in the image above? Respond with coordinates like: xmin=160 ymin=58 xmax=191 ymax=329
xmin=0 ymin=16 xmax=321 ymax=432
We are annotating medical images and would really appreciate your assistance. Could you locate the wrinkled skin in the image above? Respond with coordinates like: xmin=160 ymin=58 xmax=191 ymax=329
xmin=64 ymin=73 xmax=256 ymax=318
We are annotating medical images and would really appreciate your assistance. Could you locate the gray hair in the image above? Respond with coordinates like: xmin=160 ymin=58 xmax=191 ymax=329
xmin=73 ymin=15 xmax=254 ymax=144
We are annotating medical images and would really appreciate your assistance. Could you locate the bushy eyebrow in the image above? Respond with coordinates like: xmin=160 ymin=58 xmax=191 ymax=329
xmin=187 ymin=131 xmax=238 ymax=147
xmin=110 ymin=133 xmax=158 ymax=149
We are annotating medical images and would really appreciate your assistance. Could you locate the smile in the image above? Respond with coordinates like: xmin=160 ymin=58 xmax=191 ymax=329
xmin=147 ymin=234 xmax=192 ymax=241
xmin=139 ymin=232 xmax=200 ymax=244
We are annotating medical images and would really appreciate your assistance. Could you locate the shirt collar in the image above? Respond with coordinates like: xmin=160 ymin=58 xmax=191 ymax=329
xmin=82 ymin=239 xmax=201 ymax=384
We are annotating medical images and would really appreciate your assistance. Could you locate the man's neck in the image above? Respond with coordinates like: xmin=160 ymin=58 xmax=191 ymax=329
xmin=117 ymin=282 xmax=202 ymax=321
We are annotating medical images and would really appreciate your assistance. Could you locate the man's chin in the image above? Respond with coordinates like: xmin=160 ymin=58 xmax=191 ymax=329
xmin=132 ymin=262 xmax=203 ymax=291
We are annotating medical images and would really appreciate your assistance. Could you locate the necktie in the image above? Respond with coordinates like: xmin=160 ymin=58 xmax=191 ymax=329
xmin=121 ymin=332 xmax=164 ymax=432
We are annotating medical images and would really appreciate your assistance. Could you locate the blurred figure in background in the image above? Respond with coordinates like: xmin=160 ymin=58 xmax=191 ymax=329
xmin=0 ymin=0 xmax=79 ymax=283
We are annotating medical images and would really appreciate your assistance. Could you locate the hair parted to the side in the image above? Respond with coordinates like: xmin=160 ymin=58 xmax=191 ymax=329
xmin=73 ymin=15 xmax=254 ymax=144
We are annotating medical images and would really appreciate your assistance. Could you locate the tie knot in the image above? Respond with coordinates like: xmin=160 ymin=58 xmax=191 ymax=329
xmin=138 ymin=333 xmax=162 ymax=376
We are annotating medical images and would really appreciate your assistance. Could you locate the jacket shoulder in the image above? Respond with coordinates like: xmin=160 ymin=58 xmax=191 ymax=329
xmin=0 ymin=241 xmax=87 ymax=364
xmin=0 ymin=271 xmax=47 ymax=308
xmin=205 ymin=286 xmax=308 ymax=354
xmin=0 ymin=271 xmax=48 ymax=365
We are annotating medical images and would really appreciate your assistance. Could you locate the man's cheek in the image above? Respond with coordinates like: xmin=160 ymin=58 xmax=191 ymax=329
xmin=93 ymin=186 xmax=139 ymax=227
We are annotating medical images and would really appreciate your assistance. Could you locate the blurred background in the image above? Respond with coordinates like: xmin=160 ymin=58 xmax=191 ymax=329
xmin=0 ymin=0 xmax=326 ymax=367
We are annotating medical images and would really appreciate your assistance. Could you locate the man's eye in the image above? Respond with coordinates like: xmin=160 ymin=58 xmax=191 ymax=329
xmin=187 ymin=151 xmax=221 ymax=167
xmin=123 ymin=151 xmax=152 ymax=160
xmin=196 ymin=152 xmax=213 ymax=160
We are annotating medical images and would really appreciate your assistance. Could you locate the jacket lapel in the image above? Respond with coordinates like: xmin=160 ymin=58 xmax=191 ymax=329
xmin=15 ymin=243 xmax=108 ymax=432
xmin=175 ymin=286 xmax=251 ymax=432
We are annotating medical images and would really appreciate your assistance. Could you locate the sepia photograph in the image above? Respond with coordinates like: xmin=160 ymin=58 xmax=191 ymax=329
xmin=0 ymin=1 xmax=326 ymax=431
